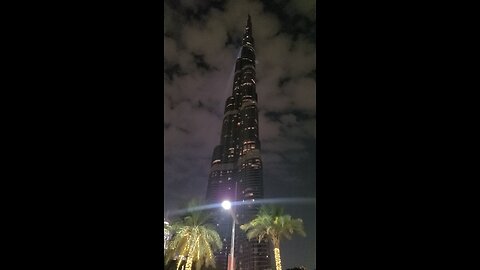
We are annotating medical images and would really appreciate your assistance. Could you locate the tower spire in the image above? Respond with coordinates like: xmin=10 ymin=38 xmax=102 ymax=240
xmin=243 ymin=14 xmax=254 ymax=47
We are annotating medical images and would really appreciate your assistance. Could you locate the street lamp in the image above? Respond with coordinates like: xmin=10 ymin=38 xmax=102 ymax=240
xmin=222 ymin=182 xmax=238 ymax=270
xmin=222 ymin=200 xmax=232 ymax=210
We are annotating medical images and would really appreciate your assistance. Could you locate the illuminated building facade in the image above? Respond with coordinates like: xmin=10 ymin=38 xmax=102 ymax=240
xmin=205 ymin=15 xmax=271 ymax=270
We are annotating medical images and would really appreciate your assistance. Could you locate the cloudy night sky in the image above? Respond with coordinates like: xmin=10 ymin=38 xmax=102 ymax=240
xmin=164 ymin=0 xmax=316 ymax=268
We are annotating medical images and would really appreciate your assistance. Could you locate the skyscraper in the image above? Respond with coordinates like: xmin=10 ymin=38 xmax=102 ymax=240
xmin=205 ymin=15 xmax=270 ymax=270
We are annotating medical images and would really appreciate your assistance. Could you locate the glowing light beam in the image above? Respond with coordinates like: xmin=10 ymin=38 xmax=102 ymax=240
xmin=168 ymin=197 xmax=315 ymax=217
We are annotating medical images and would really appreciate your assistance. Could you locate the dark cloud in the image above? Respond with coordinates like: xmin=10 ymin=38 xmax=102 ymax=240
xmin=164 ymin=0 xmax=316 ymax=268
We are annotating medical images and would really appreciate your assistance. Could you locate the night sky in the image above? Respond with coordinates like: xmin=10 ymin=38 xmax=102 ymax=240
xmin=164 ymin=0 xmax=316 ymax=268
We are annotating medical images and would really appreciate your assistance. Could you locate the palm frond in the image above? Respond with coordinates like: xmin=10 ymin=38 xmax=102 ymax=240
xmin=165 ymin=204 xmax=222 ymax=269
xmin=239 ymin=205 xmax=306 ymax=250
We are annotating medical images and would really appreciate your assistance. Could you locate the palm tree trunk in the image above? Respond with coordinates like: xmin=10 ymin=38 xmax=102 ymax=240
xmin=185 ymin=256 xmax=193 ymax=270
xmin=185 ymin=236 xmax=199 ymax=270
xmin=176 ymin=255 xmax=184 ymax=270
xmin=273 ymin=239 xmax=282 ymax=270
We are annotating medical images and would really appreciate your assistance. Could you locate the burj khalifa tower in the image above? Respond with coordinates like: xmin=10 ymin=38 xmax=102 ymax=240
xmin=205 ymin=15 xmax=271 ymax=270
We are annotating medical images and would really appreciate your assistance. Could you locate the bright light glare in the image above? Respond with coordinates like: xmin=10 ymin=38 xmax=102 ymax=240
xmin=222 ymin=200 xmax=231 ymax=210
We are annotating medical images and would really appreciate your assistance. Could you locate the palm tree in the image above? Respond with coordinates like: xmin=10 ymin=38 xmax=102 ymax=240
xmin=165 ymin=200 xmax=222 ymax=270
xmin=240 ymin=206 xmax=306 ymax=270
